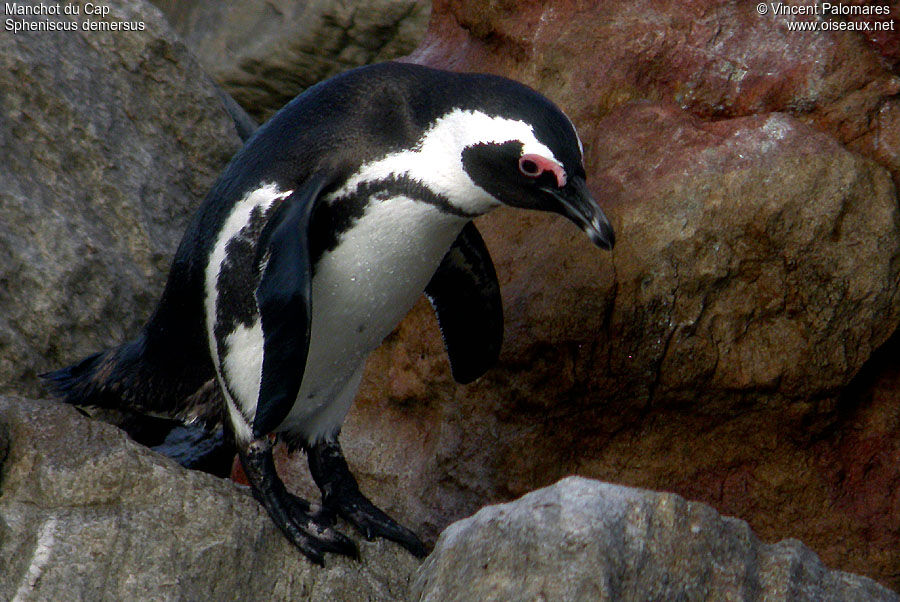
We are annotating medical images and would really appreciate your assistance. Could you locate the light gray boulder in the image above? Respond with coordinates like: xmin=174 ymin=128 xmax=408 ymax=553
xmin=411 ymin=476 xmax=899 ymax=602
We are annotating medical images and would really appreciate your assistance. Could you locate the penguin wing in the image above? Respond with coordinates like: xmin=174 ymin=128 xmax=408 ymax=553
xmin=425 ymin=221 xmax=503 ymax=384
xmin=252 ymin=175 xmax=329 ymax=437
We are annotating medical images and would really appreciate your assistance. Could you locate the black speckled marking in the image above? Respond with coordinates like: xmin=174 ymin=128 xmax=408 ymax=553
xmin=213 ymin=201 xmax=283 ymax=378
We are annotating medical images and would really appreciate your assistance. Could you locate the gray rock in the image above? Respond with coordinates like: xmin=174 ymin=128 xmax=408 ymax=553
xmin=0 ymin=396 xmax=419 ymax=601
xmin=0 ymin=0 xmax=247 ymax=398
xmin=411 ymin=476 xmax=899 ymax=602
xmin=149 ymin=0 xmax=431 ymax=119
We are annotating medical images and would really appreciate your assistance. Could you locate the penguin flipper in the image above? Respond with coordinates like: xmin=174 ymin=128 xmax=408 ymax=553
xmin=425 ymin=221 xmax=503 ymax=384
xmin=252 ymin=175 xmax=328 ymax=437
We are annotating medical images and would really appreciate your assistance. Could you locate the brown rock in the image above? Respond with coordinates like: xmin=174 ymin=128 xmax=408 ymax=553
xmin=407 ymin=0 xmax=900 ymax=184
xmin=588 ymin=105 xmax=899 ymax=408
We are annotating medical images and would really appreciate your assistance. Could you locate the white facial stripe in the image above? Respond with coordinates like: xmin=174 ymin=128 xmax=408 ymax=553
xmin=204 ymin=183 xmax=293 ymax=436
xmin=329 ymin=108 xmax=558 ymax=215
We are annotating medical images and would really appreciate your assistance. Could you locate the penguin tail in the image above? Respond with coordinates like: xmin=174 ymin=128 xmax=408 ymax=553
xmin=43 ymin=336 xmax=233 ymax=476
xmin=41 ymin=336 xmax=154 ymax=412
xmin=43 ymin=330 xmax=220 ymax=425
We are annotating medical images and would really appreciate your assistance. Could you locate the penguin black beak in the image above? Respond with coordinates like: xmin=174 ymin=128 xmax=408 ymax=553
xmin=542 ymin=175 xmax=615 ymax=250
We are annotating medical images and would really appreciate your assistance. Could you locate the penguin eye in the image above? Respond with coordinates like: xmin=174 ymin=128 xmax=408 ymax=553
xmin=518 ymin=153 xmax=567 ymax=188
xmin=518 ymin=157 xmax=541 ymax=177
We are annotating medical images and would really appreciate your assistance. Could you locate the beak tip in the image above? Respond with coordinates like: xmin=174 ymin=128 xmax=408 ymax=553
xmin=549 ymin=175 xmax=615 ymax=251
xmin=588 ymin=220 xmax=615 ymax=251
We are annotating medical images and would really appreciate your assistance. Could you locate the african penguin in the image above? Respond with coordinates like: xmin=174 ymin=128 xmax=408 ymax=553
xmin=43 ymin=61 xmax=615 ymax=565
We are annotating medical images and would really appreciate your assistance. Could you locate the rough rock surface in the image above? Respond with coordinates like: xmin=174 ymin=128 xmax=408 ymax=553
xmin=0 ymin=397 xmax=418 ymax=601
xmin=2 ymin=398 xmax=892 ymax=601
xmin=411 ymin=477 xmax=899 ymax=602
xmin=0 ymin=0 xmax=246 ymax=399
xmin=150 ymin=0 xmax=430 ymax=120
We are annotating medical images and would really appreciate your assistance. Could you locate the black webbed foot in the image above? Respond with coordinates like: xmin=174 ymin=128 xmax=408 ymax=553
xmin=239 ymin=439 xmax=357 ymax=565
xmin=307 ymin=438 xmax=427 ymax=558
xmin=249 ymin=480 xmax=311 ymax=515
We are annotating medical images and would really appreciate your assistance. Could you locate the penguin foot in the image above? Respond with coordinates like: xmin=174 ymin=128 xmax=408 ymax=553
xmin=326 ymin=483 xmax=428 ymax=558
xmin=308 ymin=438 xmax=428 ymax=558
xmin=239 ymin=439 xmax=358 ymax=565
xmin=249 ymin=482 xmax=310 ymax=514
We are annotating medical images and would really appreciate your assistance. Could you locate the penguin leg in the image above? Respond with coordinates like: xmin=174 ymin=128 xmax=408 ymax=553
xmin=307 ymin=437 xmax=427 ymax=558
xmin=238 ymin=437 xmax=358 ymax=565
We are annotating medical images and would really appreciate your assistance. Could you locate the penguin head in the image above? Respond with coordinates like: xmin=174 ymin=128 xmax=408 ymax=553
xmin=424 ymin=77 xmax=615 ymax=250
xmin=458 ymin=120 xmax=614 ymax=250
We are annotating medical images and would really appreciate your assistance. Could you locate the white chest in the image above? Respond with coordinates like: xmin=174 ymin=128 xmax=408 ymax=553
xmin=281 ymin=195 xmax=467 ymax=437
xmin=311 ymin=198 xmax=464 ymax=352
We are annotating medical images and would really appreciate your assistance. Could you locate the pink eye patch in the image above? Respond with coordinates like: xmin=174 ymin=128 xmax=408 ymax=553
xmin=518 ymin=153 xmax=567 ymax=188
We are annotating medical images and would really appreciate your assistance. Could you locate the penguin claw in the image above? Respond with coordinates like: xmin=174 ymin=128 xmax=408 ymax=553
xmin=295 ymin=515 xmax=359 ymax=559
xmin=287 ymin=531 xmax=326 ymax=567
xmin=261 ymin=494 xmax=358 ymax=564
xmin=329 ymin=491 xmax=427 ymax=558
xmin=274 ymin=511 xmax=359 ymax=564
